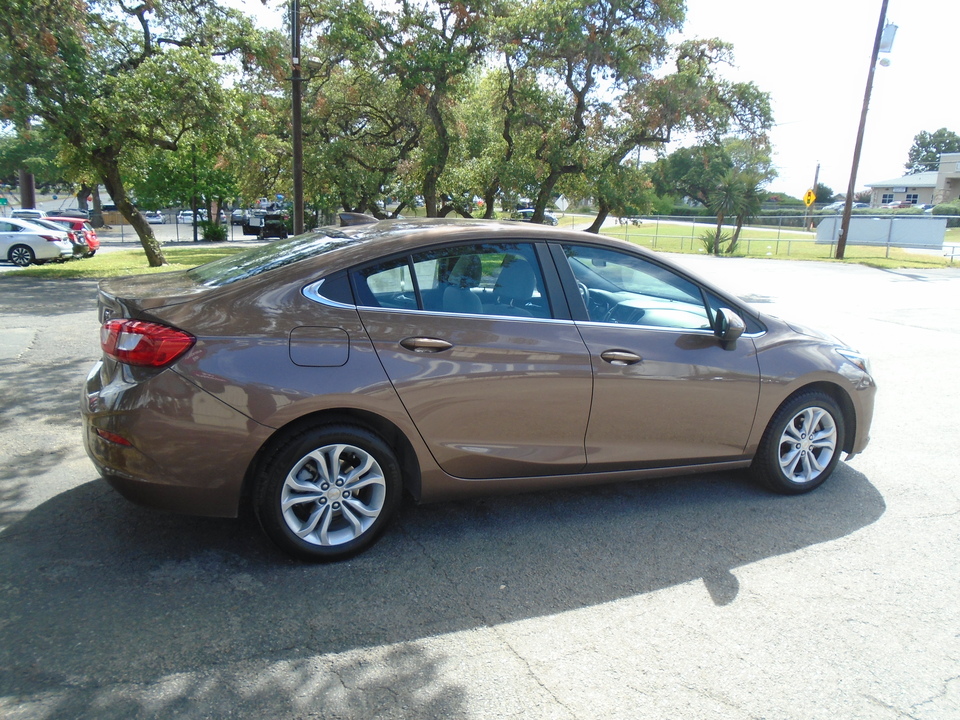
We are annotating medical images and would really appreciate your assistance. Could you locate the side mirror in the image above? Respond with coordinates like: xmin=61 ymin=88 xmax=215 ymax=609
xmin=716 ymin=307 xmax=745 ymax=350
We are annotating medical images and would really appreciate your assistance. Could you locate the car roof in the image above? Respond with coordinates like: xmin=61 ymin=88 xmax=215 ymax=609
xmin=45 ymin=216 xmax=86 ymax=224
xmin=3 ymin=216 xmax=67 ymax=233
xmin=317 ymin=217 xmax=581 ymax=255
xmin=281 ymin=218 xmax=688 ymax=282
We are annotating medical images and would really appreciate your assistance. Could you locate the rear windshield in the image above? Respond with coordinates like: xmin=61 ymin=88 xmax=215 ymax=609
xmin=186 ymin=228 xmax=361 ymax=287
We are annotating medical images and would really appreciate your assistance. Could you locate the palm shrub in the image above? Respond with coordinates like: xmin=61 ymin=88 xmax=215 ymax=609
xmin=699 ymin=230 xmax=732 ymax=254
xmin=200 ymin=221 xmax=227 ymax=242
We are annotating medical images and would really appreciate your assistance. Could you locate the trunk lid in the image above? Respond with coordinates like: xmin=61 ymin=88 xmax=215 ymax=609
xmin=97 ymin=270 xmax=212 ymax=323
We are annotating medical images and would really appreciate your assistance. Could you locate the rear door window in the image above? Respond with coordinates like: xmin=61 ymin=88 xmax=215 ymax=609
xmin=352 ymin=243 xmax=552 ymax=319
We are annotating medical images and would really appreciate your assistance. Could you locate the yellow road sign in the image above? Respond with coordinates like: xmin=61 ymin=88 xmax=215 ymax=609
xmin=803 ymin=189 xmax=816 ymax=207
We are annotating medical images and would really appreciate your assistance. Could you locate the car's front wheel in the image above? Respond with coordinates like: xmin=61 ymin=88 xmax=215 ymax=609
xmin=8 ymin=244 xmax=35 ymax=267
xmin=751 ymin=391 xmax=845 ymax=494
xmin=254 ymin=424 xmax=402 ymax=561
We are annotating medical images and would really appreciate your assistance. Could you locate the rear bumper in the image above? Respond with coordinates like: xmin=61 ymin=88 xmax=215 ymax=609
xmin=34 ymin=241 xmax=74 ymax=261
xmin=81 ymin=360 xmax=272 ymax=518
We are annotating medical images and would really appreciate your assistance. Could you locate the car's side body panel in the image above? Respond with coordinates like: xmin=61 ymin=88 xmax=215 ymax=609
xmin=575 ymin=323 xmax=761 ymax=469
xmin=360 ymin=309 xmax=594 ymax=478
xmin=80 ymin=219 xmax=877 ymax=532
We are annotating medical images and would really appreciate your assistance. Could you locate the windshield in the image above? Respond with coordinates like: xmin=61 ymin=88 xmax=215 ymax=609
xmin=186 ymin=228 xmax=360 ymax=287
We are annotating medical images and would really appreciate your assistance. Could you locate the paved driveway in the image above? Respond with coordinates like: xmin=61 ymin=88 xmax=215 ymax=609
xmin=0 ymin=258 xmax=958 ymax=719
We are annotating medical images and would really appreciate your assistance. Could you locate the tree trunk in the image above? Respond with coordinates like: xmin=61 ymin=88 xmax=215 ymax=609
xmin=532 ymin=170 xmax=563 ymax=224
xmin=91 ymin=148 xmax=166 ymax=266
xmin=729 ymin=216 xmax=745 ymax=254
xmin=714 ymin=212 xmax=725 ymax=256
xmin=89 ymin=186 xmax=104 ymax=228
xmin=422 ymin=90 xmax=450 ymax=218
xmin=482 ymin=180 xmax=499 ymax=219
xmin=585 ymin=199 xmax=610 ymax=234
xmin=76 ymin=184 xmax=92 ymax=212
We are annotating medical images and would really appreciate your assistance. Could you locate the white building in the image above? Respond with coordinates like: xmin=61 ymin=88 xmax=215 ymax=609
xmin=866 ymin=153 xmax=960 ymax=207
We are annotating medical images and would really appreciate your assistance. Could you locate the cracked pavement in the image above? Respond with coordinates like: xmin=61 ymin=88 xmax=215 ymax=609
xmin=1 ymin=256 xmax=959 ymax=719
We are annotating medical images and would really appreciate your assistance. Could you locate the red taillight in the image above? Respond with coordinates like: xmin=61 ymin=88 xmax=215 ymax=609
xmin=41 ymin=235 xmax=62 ymax=242
xmin=96 ymin=428 xmax=132 ymax=446
xmin=100 ymin=319 xmax=195 ymax=367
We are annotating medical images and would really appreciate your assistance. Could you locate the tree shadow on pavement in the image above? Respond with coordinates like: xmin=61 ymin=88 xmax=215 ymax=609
xmin=0 ymin=465 xmax=884 ymax=718
xmin=0 ymin=277 xmax=99 ymax=318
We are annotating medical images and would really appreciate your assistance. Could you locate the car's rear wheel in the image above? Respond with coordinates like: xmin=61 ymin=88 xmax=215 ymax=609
xmin=751 ymin=391 xmax=845 ymax=494
xmin=254 ymin=424 xmax=402 ymax=561
xmin=8 ymin=244 xmax=35 ymax=267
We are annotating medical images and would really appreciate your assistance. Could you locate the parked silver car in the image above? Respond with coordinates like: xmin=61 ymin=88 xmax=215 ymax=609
xmin=0 ymin=217 xmax=74 ymax=266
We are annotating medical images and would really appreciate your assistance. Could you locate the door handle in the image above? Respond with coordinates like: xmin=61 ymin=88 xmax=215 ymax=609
xmin=600 ymin=350 xmax=642 ymax=366
xmin=400 ymin=337 xmax=454 ymax=353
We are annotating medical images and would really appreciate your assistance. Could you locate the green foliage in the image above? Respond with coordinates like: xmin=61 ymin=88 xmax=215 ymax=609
xmin=763 ymin=191 xmax=804 ymax=206
xmin=699 ymin=229 xmax=732 ymax=254
xmin=650 ymin=194 xmax=678 ymax=215
xmin=814 ymin=183 xmax=835 ymax=203
xmin=0 ymin=126 xmax=68 ymax=188
xmin=905 ymin=128 xmax=960 ymax=174
xmin=200 ymin=220 xmax=227 ymax=242
xmin=665 ymin=205 xmax=712 ymax=217
xmin=2 ymin=0 xmax=776 ymax=246
xmin=0 ymin=0 xmax=263 ymax=266
xmin=931 ymin=202 xmax=960 ymax=227
xmin=650 ymin=145 xmax=732 ymax=206
xmin=655 ymin=137 xmax=775 ymax=251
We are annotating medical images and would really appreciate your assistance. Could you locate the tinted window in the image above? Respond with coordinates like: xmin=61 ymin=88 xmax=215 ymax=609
xmin=353 ymin=243 xmax=551 ymax=319
xmin=562 ymin=244 xmax=712 ymax=330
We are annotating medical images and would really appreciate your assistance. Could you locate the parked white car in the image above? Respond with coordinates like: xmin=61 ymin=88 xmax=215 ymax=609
xmin=0 ymin=217 xmax=74 ymax=266
xmin=10 ymin=208 xmax=47 ymax=220
xmin=144 ymin=211 xmax=166 ymax=224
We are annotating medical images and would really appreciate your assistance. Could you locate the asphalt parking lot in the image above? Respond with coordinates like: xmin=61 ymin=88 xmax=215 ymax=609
xmin=1 ymin=254 xmax=958 ymax=719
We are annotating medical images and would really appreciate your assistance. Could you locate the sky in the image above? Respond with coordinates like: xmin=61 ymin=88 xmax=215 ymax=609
xmin=678 ymin=0 xmax=960 ymax=198
xmin=241 ymin=0 xmax=957 ymax=200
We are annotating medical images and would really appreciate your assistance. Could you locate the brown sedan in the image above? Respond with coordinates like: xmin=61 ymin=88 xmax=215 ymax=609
xmin=82 ymin=219 xmax=876 ymax=561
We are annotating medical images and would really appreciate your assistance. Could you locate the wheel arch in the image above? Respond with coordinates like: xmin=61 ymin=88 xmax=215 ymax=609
xmin=779 ymin=381 xmax=858 ymax=455
xmin=8 ymin=243 xmax=36 ymax=266
xmin=241 ymin=408 xmax=423 ymax=510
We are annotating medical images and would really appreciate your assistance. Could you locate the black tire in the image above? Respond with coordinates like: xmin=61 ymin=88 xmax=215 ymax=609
xmin=84 ymin=250 xmax=96 ymax=258
xmin=8 ymin=244 xmax=35 ymax=267
xmin=254 ymin=424 xmax=402 ymax=561
xmin=750 ymin=391 xmax=845 ymax=495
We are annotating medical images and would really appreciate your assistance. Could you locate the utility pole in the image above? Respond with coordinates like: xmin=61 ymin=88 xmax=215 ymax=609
xmin=837 ymin=0 xmax=892 ymax=259
xmin=18 ymin=169 xmax=36 ymax=210
xmin=291 ymin=0 xmax=304 ymax=235
xmin=806 ymin=162 xmax=820 ymax=231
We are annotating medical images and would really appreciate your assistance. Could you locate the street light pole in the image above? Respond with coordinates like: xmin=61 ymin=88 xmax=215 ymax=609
xmin=836 ymin=0 xmax=890 ymax=259
xmin=291 ymin=0 xmax=305 ymax=235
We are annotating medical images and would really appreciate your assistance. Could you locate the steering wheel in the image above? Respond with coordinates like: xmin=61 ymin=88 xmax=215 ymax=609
xmin=577 ymin=281 xmax=590 ymax=305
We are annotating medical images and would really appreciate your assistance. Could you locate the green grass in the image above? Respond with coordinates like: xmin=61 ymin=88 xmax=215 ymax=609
xmin=602 ymin=219 xmax=956 ymax=269
xmin=4 ymin=245 xmax=247 ymax=280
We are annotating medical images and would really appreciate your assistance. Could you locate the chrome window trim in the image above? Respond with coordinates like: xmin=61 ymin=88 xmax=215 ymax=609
xmin=302 ymin=278 xmax=356 ymax=310
xmin=352 ymin=303 xmax=576 ymax=324
xmin=302 ymin=279 xmax=765 ymax=336
xmin=574 ymin=318 xmax=765 ymax=338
